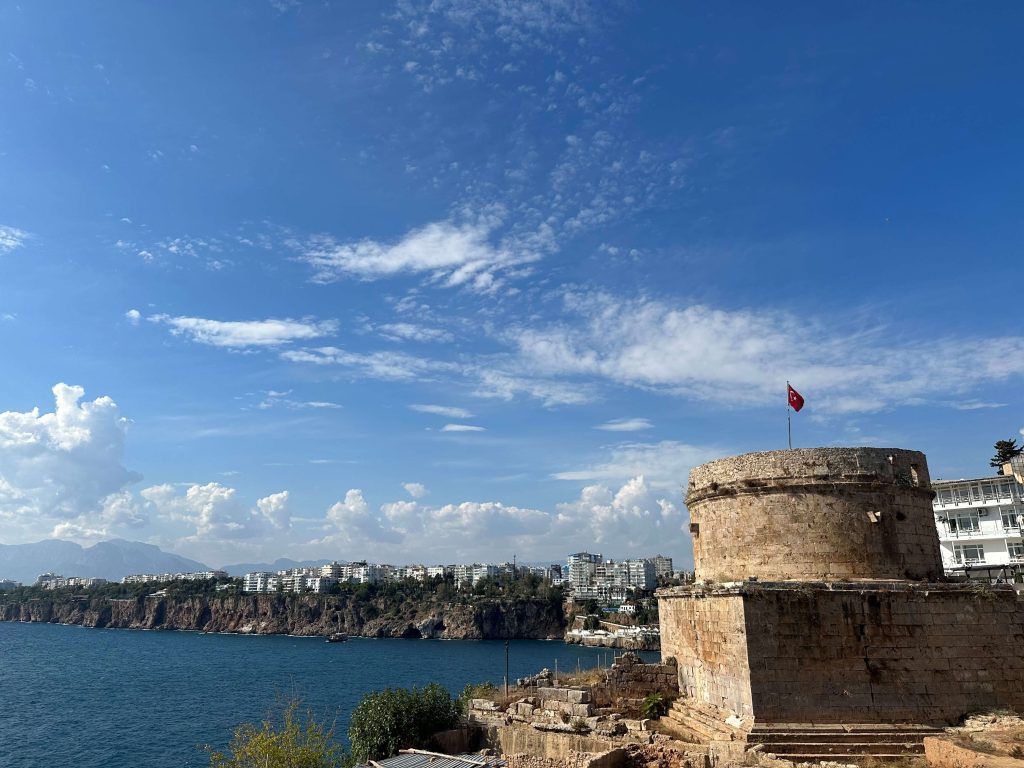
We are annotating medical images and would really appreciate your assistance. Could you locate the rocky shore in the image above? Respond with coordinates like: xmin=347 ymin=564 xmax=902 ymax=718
xmin=0 ymin=592 xmax=566 ymax=639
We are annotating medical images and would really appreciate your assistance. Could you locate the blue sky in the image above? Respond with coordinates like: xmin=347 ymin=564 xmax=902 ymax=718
xmin=1 ymin=1 xmax=1022 ymax=568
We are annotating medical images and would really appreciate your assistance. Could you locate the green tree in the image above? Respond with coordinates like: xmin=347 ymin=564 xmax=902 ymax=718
xmin=207 ymin=700 xmax=347 ymax=768
xmin=991 ymin=439 xmax=1024 ymax=474
xmin=347 ymin=684 xmax=460 ymax=765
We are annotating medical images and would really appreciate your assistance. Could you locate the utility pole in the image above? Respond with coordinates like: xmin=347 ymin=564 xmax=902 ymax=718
xmin=504 ymin=640 xmax=510 ymax=697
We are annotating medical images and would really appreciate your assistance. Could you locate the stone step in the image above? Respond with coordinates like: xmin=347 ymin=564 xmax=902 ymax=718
xmin=777 ymin=755 xmax=923 ymax=764
xmin=754 ymin=732 xmax=935 ymax=745
xmin=751 ymin=723 xmax=941 ymax=734
xmin=758 ymin=741 xmax=925 ymax=756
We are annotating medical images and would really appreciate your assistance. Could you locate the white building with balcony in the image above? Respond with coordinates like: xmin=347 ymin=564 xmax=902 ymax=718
xmin=932 ymin=457 xmax=1024 ymax=574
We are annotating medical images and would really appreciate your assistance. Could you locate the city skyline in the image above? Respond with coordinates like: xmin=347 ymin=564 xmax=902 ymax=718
xmin=1 ymin=2 xmax=1023 ymax=566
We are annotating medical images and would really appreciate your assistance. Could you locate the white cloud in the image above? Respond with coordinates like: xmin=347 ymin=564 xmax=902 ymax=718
xmin=298 ymin=220 xmax=538 ymax=291
xmin=510 ymin=292 xmax=1024 ymax=414
xmin=309 ymin=475 xmax=690 ymax=565
xmin=553 ymin=475 xmax=687 ymax=556
xmin=441 ymin=424 xmax=485 ymax=432
xmin=125 ymin=309 xmax=141 ymax=325
xmin=0 ymin=225 xmax=29 ymax=254
xmin=403 ymin=482 xmax=428 ymax=499
xmin=0 ymin=384 xmax=141 ymax=542
xmin=256 ymin=390 xmax=342 ymax=410
xmin=324 ymin=489 xmax=401 ymax=544
xmin=282 ymin=347 xmax=452 ymax=381
xmin=142 ymin=482 xmax=259 ymax=540
xmin=256 ymin=490 xmax=291 ymax=529
xmin=376 ymin=322 xmax=454 ymax=343
xmin=553 ymin=440 xmax=723 ymax=490
xmin=596 ymin=418 xmax=652 ymax=432
xmin=409 ymin=404 xmax=473 ymax=419
xmin=150 ymin=314 xmax=337 ymax=349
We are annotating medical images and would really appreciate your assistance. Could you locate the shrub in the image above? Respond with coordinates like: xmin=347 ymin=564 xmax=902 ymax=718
xmin=641 ymin=692 xmax=668 ymax=719
xmin=347 ymin=684 xmax=460 ymax=764
xmin=207 ymin=700 xmax=347 ymax=768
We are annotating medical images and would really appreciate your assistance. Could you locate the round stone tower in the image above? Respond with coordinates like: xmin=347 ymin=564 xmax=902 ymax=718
xmin=686 ymin=447 xmax=943 ymax=582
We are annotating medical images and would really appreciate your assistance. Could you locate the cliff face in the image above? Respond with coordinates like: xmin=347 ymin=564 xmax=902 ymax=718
xmin=0 ymin=593 xmax=566 ymax=640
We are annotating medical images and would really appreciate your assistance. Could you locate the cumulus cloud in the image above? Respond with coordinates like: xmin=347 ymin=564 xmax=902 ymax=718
xmin=403 ymin=482 xmax=428 ymax=498
xmin=324 ymin=489 xmax=401 ymax=544
xmin=298 ymin=220 xmax=538 ymax=291
xmin=0 ymin=225 xmax=29 ymax=254
xmin=0 ymin=384 xmax=141 ymax=542
xmin=256 ymin=490 xmax=291 ymax=529
xmin=310 ymin=475 xmax=689 ymax=565
xmin=141 ymin=482 xmax=255 ymax=539
xmin=149 ymin=314 xmax=338 ymax=348
xmin=553 ymin=475 xmax=687 ymax=554
xmin=510 ymin=292 xmax=1024 ymax=414
xmin=409 ymin=404 xmax=473 ymax=419
xmin=441 ymin=424 xmax=485 ymax=432
xmin=125 ymin=309 xmax=141 ymax=325
xmin=596 ymin=418 xmax=652 ymax=432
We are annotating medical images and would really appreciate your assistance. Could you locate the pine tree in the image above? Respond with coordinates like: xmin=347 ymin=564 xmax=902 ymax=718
xmin=990 ymin=439 xmax=1024 ymax=475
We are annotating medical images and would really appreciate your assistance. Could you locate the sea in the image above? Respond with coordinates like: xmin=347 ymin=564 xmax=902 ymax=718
xmin=0 ymin=622 xmax=655 ymax=768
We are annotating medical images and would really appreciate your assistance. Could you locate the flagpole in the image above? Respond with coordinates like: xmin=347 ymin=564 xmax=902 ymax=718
xmin=787 ymin=380 xmax=792 ymax=450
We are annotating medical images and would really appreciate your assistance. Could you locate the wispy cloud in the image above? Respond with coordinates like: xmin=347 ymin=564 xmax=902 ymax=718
xmin=410 ymin=404 xmax=473 ymax=419
xmin=509 ymin=291 xmax=1024 ymax=414
xmin=376 ymin=322 xmax=454 ymax=343
xmin=281 ymin=347 xmax=451 ymax=381
xmin=441 ymin=423 xmax=485 ymax=432
xmin=596 ymin=418 xmax=652 ymax=432
xmin=149 ymin=315 xmax=338 ymax=349
xmin=297 ymin=220 xmax=540 ymax=293
xmin=0 ymin=225 xmax=30 ymax=254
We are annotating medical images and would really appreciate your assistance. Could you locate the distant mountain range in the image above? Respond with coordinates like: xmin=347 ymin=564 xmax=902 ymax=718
xmin=0 ymin=539 xmax=210 ymax=584
xmin=219 ymin=558 xmax=336 ymax=577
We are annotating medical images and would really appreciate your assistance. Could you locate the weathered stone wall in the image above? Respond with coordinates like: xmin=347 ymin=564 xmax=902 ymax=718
xmin=599 ymin=652 xmax=678 ymax=702
xmin=660 ymin=583 xmax=1024 ymax=726
xmin=686 ymin=448 xmax=943 ymax=581
xmin=658 ymin=590 xmax=752 ymax=717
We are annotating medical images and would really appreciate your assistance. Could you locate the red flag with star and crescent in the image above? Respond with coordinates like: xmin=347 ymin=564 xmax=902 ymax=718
xmin=788 ymin=384 xmax=805 ymax=412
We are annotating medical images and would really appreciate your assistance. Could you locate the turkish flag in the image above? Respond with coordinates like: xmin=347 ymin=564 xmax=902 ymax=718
xmin=788 ymin=384 xmax=805 ymax=412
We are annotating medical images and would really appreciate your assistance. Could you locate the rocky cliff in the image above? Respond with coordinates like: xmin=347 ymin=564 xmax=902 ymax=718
xmin=0 ymin=593 xmax=566 ymax=639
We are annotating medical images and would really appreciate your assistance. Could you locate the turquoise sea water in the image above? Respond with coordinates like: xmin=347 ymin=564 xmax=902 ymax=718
xmin=0 ymin=622 xmax=655 ymax=768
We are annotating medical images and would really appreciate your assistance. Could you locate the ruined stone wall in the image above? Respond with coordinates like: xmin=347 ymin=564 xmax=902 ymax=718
xmin=742 ymin=583 xmax=1024 ymax=725
xmin=599 ymin=652 xmax=678 ymax=702
xmin=686 ymin=448 xmax=943 ymax=582
xmin=659 ymin=591 xmax=753 ymax=717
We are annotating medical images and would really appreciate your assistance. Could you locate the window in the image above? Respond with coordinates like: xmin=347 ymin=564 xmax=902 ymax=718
xmin=1009 ymin=543 xmax=1024 ymax=561
xmin=953 ymin=544 xmax=985 ymax=564
xmin=937 ymin=488 xmax=953 ymax=504
xmin=946 ymin=511 xmax=980 ymax=534
xmin=982 ymin=482 xmax=997 ymax=501
xmin=1001 ymin=509 xmax=1022 ymax=530
xmin=954 ymin=486 xmax=972 ymax=504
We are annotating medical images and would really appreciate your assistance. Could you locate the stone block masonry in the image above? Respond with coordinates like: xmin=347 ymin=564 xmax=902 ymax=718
xmin=687 ymin=448 xmax=943 ymax=582
xmin=660 ymin=581 xmax=1024 ymax=725
xmin=659 ymin=445 xmax=1024 ymax=749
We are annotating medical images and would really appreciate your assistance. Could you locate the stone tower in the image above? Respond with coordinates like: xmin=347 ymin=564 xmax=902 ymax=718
xmin=659 ymin=447 xmax=1024 ymax=755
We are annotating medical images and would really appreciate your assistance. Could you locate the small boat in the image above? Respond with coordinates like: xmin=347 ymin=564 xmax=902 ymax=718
xmin=325 ymin=632 xmax=348 ymax=643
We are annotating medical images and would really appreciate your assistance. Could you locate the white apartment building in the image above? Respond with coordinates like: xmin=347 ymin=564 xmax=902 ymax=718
xmin=932 ymin=457 xmax=1024 ymax=574
xmin=122 ymin=570 xmax=228 ymax=584
xmin=36 ymin=574 xmax=109 ymax=589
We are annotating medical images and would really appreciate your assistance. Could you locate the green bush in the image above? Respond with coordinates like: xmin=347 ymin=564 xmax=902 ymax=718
xmin=207 ymin=700 xmax=347 ymax=768
xmin=347 ymin=684 xmax=460 ymax=764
